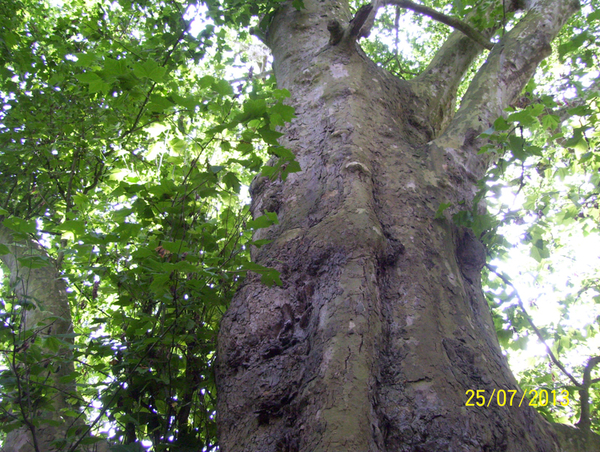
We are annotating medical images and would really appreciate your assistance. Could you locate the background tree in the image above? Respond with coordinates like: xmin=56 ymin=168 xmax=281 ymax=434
xmin=0 ymin=0 xmax=599 ymax=451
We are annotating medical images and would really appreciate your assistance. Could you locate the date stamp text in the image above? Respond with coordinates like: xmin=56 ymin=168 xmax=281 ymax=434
xmin=465 ymin=389 xmax=570 ymax=407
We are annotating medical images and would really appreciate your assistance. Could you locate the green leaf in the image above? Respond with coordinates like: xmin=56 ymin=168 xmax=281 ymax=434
xmin=269 ymin=102 xmax=295 ymax=123
xmin=133 ymin=60 xmax=167 ymax=83
xmin=76 ymin=72 xmax=109 ymax=93
xmin=17 ymin=255 xmax=51 ymax=269
xmin=530 ymin=239 xmax=550 ymax=262
xmin=43 ymin=336 xmax=63 ymax=353
xmin=0 ymin=420 xmax=23 ymax=433
xmin=213 ymin=79 xmax=233 ymax=96
xmin=79 ymin=436 xmax=104 ymax=445
xmin=237 ymin=142 xmax=254 ymax=154
xmin=198 ymin=75 xmax=215 ymax=88
xmin=541 ymin=114 xmax=560 ymax=130
xmin=258 ymin=127 xmax=284 ymax=145
xmin=292 ymin=0 xmax=305 ymax=10
xmin=104 ymin=57 xmax=129 ymax=77
xmin=281 ymin=160 xmax=301 ymax=180
xmin=493 ymin=116 xmax=510 ymax=131
xmin=73 ymin=52 xmax=99 ymax=67
xmin=508 ymin=135 xmax=527 ymax=161
xmin=434 ymin=202 xmax=452 ymax=219
xmin=243 ymin=98 xmax=267 ymax=118
xmin=247 ymin=212 xmax=278 ymax=229
xmin=148 ymin=94 xmax=174 ymax=113
xmin=58 ymin=220 xmax=86 ymax=238
xmin=240 ymin=261 xmax=282 ymax=286
xmin=223 ymin=172 xmax=241 ymax=193
xmin=496 ymin=329 xmax=512 ymax=348
xmin=3 ymin=217 xmax=37 ymax=234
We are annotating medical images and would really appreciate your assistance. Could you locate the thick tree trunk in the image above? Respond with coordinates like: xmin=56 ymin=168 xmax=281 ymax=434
xmin=216 ymin=1 xmax=599 ymax=451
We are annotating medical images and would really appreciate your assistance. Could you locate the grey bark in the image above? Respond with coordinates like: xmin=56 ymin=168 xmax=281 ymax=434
xmin=0 ymin=225 xmax=108 ymax=452
xmin=216 ymin=0 xmax=599 ymax=451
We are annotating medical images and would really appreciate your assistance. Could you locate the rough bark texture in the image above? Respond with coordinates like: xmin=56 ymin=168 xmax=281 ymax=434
xmin=216 ymin=0 xmax=599 ymax=451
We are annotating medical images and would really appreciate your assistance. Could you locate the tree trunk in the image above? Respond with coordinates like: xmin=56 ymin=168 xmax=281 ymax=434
xmin=216 ymin=0 xmax=599 ymax=451
xmin=0 ymin=225 xmax=108 ymax=452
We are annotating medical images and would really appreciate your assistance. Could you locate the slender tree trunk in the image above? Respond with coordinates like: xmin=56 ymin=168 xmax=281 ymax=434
xmin=0 ymin=225 xmax=107 ymax=452
xmin=216 ymin=0 xmax=599 ymax=451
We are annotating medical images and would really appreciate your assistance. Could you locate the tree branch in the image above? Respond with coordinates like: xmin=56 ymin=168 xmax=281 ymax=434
xmin=410 ymin=30 xmax=490 ymax=136
xmin=577 ymin=355 xmax=600 ymax=431
xmin=407 ymin=0 xmax=521 ymax=136
xmin=349 ymin=3 xmax=375 ymax=38
xmin=431 ymin=0 xmax=580 ymax=190
xmin=385 ymin=0 xmax=494 ymax=50
xmin=486 ymin=265 xmax=582 ymax=389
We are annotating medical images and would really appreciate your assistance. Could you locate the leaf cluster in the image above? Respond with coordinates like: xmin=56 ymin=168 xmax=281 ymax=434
xmin=0 ymin=0 xmax=297 ymax=449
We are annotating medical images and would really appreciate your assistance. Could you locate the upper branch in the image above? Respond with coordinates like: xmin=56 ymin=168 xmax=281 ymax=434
xmin=408 ymin=0 xmax=515 ymax=135
xmin=410 ymin=30 xmax=490 ymax=136
xmin=432 ymin=0 xmax=580 ymax=183
xmin=331 ymin=0 xmax=494 ymax=50
xmin=577 ymin=356 xmax=600 ymax=430
xmin=385 ymin=0 xmax=494 ymax=50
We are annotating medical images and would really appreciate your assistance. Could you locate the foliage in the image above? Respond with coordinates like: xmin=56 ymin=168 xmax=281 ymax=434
xmin=0 ymin=0 xmax=294 ymax=449
xmin=0 ymin=0 xmax=599 ymax=448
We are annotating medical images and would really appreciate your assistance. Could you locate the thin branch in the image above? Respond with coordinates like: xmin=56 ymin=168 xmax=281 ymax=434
xmin=577 ymin=355 xmax=600 ymax=430
xmin=385 ymin=0 xmax=494 ymax=50
xmin=11 ymin=334 xmax=42 ymax=452
xmin=486 ymin=264 xmax=582 ymax=388
xmin=121 ymin=12 xmax=190 ymax=141
xmin=228 ymin=69 xmax=273 ymax=85
xmin=66 ymin=314 xmax=184 ymax=452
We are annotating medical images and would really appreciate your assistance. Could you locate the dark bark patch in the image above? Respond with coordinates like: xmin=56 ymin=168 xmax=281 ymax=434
xmin=249 ymin=175 xmax=269 ymax=197
xmin=255 ymin=388 xmax=298 ymax=426
xmin=456 ymin=228 xmax=486 ymax=283
xmin=261 ymin=343 xmax=285 ymax=359
xmin=327 ymin=20 xmax=344 ymax=46
xmin=379 ymin=237 xmax=405 ymax=267
xmin=307 ymin=247 xmax=341 ymax=276
xmin=276 ymin=432 xmax=300 ymax=452
xmin=442 ymin=338 xmax=489 ymax=385
xmin=298 ymin=306 xmax=311 ymax=329
xmin=463 ymin=127 xmax=479 ymax=149
xmin=263 ymin=194 xmax=282 ymax=214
